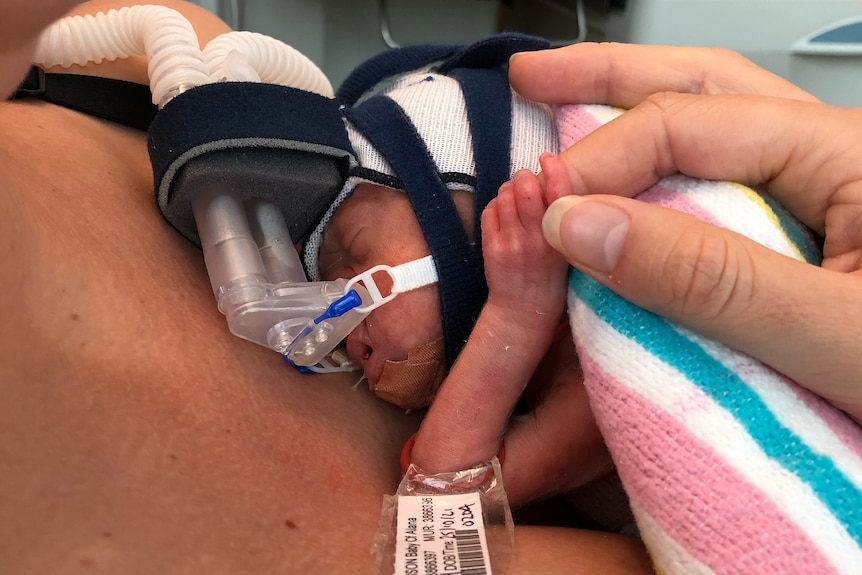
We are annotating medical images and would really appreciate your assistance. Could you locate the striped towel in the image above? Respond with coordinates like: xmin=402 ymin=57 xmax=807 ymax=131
xmin=558 ymin=104 xmax=862 ymax=574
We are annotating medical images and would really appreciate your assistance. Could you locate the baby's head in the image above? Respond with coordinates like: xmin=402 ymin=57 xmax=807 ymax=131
xmin=302 ymin=34 xmax=558 ymax=408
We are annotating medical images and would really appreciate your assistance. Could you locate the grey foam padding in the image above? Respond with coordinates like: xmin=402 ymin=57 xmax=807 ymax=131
xmin=148 ymin=82 xmax=355 ymax=246
xmin=166 ymin=147 xmax=346 ymax=246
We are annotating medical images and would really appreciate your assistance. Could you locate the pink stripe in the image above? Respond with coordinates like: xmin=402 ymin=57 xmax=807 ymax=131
xmin=555 ymin=105 xmax=603 ymax=148
xmin=636 ymin=185 xmax=723 ymax=227
xmin=577 ymin=349 xmax=840 ymax=575
xmin=555 ymin=105 xmax=728 ymax=229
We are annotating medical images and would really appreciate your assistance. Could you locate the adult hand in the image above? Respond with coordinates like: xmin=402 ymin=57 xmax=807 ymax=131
xmin=412 ymin=42 xmax=862 ymax=509
xmin=521 ymin=44 xmax=862 ymax=421
xmin=540 ymin=92 xmax=862 ymax=422
xmin=508 ymin=41 xmax=820 ymax=107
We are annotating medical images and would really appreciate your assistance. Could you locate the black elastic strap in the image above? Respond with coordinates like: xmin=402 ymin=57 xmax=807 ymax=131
xmin=345 ymin=96 xmax=487 ymax=366
xmin=11 ymin=66 xmax=157 ymax=131
xmin=336 ymin=32 xmax=548 ymax=107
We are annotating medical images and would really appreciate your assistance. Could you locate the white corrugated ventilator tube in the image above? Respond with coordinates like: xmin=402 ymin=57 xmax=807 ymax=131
xmin=33 ymin=4 xmax=334 ymax=107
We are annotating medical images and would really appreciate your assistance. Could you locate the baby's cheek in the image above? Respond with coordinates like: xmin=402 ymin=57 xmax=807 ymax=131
xmin=378 ymin=299 xmax=440 ymax=349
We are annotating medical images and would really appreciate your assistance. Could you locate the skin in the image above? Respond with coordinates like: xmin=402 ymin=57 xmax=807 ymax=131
xmin=420 ymin=41 xmax=862 ymax=508
xmin=515 ymin=45 xmax=862 ymax=423
xmin=320 ymin=168 xmax=613 ymax=507
xmin=539 ymin=101 xmax=862 ymax=422
xmin=318 ymin=182 xmax=457 ymax=385
xmin=1 ymin=2 xmax=653 ymax=573
xmin=412 ymin=163 xmax=612 ymax=506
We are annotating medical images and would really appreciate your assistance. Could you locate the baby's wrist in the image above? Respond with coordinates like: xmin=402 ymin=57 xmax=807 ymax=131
xmin=482 ymin=298 xmax=564 ymax=335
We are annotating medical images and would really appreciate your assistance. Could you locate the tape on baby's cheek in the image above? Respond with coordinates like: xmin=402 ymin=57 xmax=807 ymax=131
xmin=370 ymin=337 xmax=447 ymax=410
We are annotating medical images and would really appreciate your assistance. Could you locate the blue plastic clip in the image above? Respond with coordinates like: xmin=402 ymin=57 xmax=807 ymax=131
xmin=284 ymin=289 xmax=363 ymax=374
xmin=314 ymin=289 xmax=363 ymax=323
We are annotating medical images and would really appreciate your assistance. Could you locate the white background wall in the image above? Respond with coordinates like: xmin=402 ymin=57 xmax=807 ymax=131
xmin=320 ymin=0 xmax=499 ymax=86
xmin=231 ymin=0 xmax=499 ymax=88
xmin=197 ymin=0 xmax=862 ymax=104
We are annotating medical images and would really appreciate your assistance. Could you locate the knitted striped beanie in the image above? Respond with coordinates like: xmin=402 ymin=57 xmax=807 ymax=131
xmin=302 ymin=33 xmax=559 ymax=366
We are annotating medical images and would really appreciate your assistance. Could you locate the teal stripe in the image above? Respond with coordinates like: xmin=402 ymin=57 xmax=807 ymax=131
xmin=570 ymin=269 xmax=862 ymax=544
xmin=759 ymin=191 xmax=823 ymax=265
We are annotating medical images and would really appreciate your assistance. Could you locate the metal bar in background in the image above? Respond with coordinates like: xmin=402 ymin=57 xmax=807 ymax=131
xmin=379 ymin=0 xmax=399 ymax=48
xmin=497 ymin=0 xmax=589 ymax=47
xmin=531 ymin=0 xmax=587 ymax=45
xmin=379 ymin=0 xmax=523 ymax=49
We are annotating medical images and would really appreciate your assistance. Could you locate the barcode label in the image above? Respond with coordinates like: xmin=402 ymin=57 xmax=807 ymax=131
xmin=393 ymin=492 xmax=492 ymax=575
xmin=455 ymin=529 xmax=488 ymax=575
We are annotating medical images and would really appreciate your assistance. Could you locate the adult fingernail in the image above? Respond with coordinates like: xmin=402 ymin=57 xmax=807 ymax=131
xmin=542 ymin=196 xmax=630 ymax=274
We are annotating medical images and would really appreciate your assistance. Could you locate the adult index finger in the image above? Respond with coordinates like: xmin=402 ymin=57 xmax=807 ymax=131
xmin=553 ymin=93 xmax=862 ymax=234
xmin=508 ymin=42 xmax=819 ymax=108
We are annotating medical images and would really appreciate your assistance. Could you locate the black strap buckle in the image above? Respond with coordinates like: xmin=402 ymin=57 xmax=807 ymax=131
xmin=13 ymin=66 xmax=46 ymax=98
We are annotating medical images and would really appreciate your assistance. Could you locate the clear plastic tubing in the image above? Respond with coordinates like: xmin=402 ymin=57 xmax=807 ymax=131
xmin=192 ymin=188 xmax=268 ymax=307
xmin=245 ymin=199 xmax=309 ymax=284
xmin=32 ymin=5 xmax=211 ymax=108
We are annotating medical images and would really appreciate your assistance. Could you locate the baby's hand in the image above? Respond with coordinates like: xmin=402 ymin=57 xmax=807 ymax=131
xmin=481 ymin=164 xmax=569 ymax=328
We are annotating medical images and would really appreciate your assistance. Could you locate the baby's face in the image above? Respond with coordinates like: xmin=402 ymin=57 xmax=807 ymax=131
xmin=319 ymin=183 xmax=445 ymax=386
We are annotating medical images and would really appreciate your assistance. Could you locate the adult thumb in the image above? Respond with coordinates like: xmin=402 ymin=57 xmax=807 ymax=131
xmin=543 ymin=193 xmax=794 ymax=329
xmin=542 ymin=194 xmax=862 ymax=418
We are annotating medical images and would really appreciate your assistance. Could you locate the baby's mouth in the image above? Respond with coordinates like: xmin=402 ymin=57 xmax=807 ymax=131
xmin=345 ymin=334 xmax=386 ymax=384
xmin=362 ymin=352 xmax=388 ymax=386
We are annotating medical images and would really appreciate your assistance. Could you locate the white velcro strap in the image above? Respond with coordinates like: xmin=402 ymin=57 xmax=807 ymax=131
xmin=391 ymin=255 xmax=438 ymax=293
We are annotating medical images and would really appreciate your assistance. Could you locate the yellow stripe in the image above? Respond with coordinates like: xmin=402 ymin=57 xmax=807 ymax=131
xmin=732 ymin=182 xmax=805 ymax=261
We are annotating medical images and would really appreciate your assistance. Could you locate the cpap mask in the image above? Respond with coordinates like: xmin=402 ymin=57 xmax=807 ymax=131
xmin=33 ymin=7 xmax=555 ymax=391
xmin=187 ymin=187 xmax=440 ymax=371
xmin=32 ymin=4 xmax=437 ymax=373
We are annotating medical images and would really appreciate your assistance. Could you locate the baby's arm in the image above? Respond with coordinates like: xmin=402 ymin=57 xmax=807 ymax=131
xmin=412 ymin=161 xmax=570 ymax=472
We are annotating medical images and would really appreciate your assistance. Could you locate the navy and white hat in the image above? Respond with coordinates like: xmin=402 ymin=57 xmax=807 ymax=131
xmin=303 ymin=33 xmax=559 ymax=366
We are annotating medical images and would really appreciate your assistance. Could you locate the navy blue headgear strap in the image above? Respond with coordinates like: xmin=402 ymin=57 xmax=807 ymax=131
xmin=344 ymin=96 xmax=486 ymax=366
xmin=337 ymin=33 xmax=549 ymax=365
xmin=450 ymin=67 xmax=513 ymax=248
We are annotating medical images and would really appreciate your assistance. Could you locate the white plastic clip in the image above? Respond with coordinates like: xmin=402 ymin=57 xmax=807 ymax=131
xmin=344 ymin=255 xmax=438 ymax=314
xmin=344 ymin=265 xmax=398 ymax=313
